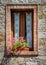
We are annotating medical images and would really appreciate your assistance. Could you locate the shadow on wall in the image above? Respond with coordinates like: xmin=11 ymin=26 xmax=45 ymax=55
xmin=0 ymin=36 xmax=11 ymax=65
xmin=1 ymin=57 xmax=11 ymax=65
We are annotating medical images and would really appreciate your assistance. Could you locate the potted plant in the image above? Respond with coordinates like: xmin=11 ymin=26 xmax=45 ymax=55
xmin=7 ymin=36 xmax=29 ymax=55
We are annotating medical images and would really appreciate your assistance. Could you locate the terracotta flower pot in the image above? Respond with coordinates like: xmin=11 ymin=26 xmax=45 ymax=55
xmin=18 ymin=46 xmax=29 ymax=51
xmin=23 ymin=47 xmax=29 ymax=51
xmin=15 ymin=46 xmax=23 ymax=51
xmin=15 ymin=46 xmax=29 ymax=51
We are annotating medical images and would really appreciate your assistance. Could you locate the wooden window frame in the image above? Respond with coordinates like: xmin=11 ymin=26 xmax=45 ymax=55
xmin=6 ymin=4 xmax=38 ymax=56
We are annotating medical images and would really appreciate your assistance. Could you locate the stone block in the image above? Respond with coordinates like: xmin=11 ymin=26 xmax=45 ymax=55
xmin=16 ymin=57 xmax=25 ymax=62
xmin=0 ymin=33 xmax=5 ymax=41
xmin=18 ymin=62 xmax=25 ymax=65
xmin=43 ymin=6 xmax=46 ymax=15
xmin=38 ymin=32 xmax=46 ymax=38
xmin=41 ymin=0 xmax=46 ymax=2
xmin=9 ymin=58 xmax=18 ymax=65
xmin=0 ymin=6 xmax=5 ymax=15
xmin=26 ymin=62 xmax=37 ymax=65
xmin=25 ymin=58 xmax=35 ymax=62
xmin=38 ymin=38 xmax=46 ymax=55
xmin=1 ymin=0 xmax=10 ymax=4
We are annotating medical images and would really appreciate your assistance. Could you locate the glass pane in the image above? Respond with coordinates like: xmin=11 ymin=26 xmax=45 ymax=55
xmin=26 ymin=12 xmax=32 ymax=48
xmin=14 ymin=13 xmax=20 ymax=39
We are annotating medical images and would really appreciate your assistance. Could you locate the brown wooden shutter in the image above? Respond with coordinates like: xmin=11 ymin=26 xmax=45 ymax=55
xmin=20 ymin=12 xmax=26 ymax=38
xmin=11 ymin=13 xmax=14 ymax=38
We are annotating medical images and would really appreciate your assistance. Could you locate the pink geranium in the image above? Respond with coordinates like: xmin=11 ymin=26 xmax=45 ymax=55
xmin=10 ymin=38 xmax=16 ymax=45
xmin=18 ymin=40 xmax=21 ymax=44
xmin=7 ymin=48 xmax=11 ymax=54
xmin=7 ymin=36 xmax=29 ymax=55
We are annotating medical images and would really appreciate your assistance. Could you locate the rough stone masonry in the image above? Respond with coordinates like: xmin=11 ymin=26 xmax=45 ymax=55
xmin=0 ymin=0 xmax=46 ymax=65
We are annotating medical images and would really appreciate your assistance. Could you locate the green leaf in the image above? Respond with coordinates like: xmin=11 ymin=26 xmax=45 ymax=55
xmin=22 ymin=42 xmax=28 ymax=47
xmin=14 ymin=42 xmax=20 ymax=48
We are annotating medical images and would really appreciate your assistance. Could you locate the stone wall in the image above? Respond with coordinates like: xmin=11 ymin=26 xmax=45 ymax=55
xmin=0 ymin=0 xmax=46 ymax=65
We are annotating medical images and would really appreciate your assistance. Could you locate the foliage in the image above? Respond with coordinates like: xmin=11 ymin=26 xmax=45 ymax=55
xmin=7 ymin=36 xmax=29 ymax=55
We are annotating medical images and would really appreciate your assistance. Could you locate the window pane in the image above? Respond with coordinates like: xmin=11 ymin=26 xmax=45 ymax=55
xmin=26 ymin=12 xmax=32 ymax=48
xmin=14 ymin=13 xmax=20 ymax=39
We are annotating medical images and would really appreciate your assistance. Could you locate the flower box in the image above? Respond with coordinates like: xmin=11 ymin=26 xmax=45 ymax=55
xmin=7 ymin=36 xmax=30 ymax=55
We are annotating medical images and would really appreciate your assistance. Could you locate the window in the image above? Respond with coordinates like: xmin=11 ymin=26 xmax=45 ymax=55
xmin=11 ymin=10 xmax=33 ymax=50
xmin=6 ymin=4 xmax=38 ymax=55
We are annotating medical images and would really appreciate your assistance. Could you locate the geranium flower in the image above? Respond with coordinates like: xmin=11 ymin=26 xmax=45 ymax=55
xmin=18 ymin=40 xmax=21 ymax=44
xmin=10 ymin=38 xmax=16 ymax=45
xmin=7 ymin=48 xmax=11 ymax=54
xmin=7 ymin=36 xmax=29 ymax=55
